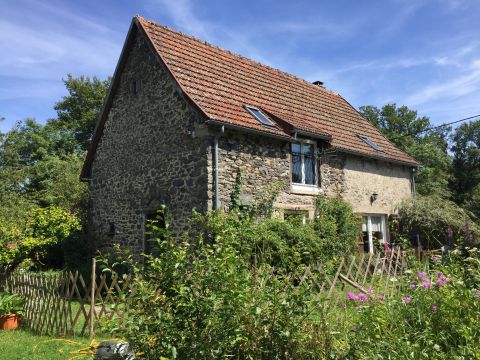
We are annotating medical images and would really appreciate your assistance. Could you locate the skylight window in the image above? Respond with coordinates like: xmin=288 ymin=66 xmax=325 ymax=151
xmin=245 ymin=106 xmax=274 ymax=126
xmin=358 ymin=135 xmax=384 ymax=152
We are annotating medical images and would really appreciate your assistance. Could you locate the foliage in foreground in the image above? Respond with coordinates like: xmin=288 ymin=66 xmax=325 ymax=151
xmin=100 ymin=209 xmax=352 ymax=359
xmin=191 ymin=195 xmax=359 ymax=272
xmin=347 ymin=248 xmax=480 ymax=359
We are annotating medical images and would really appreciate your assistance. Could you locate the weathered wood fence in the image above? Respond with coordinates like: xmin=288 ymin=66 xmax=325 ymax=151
xmin=1 ymin=247 xmax=407 ymax=337
xmin=1 ymin=268 xmax=133 ymax=337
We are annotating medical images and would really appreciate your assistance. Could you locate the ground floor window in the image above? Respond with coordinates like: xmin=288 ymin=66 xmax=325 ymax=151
xmin=361 ymin=214 xmax=387 ymax=253
xmin=284 ymin=210 xmax=309 ymax=225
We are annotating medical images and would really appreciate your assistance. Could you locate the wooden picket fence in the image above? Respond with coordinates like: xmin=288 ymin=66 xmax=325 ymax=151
xmin=1 ymin=247 xmax=407 ymax=337
xmin=1 ymin=267 xmax=133 ymax=337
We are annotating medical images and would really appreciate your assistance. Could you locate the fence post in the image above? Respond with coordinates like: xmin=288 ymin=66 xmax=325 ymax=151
xmin=89 ymin=258 xmax=96 ymax=338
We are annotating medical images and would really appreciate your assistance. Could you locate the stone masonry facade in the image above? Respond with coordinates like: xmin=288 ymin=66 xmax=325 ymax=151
xmin=87 ymin=30 xmax=414 ymax=256
xmin=88 ymin=30 xmax=210 ymax=255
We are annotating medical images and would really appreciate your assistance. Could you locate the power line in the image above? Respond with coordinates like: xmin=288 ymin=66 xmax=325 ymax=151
xmin=389 ymin=113 xmax=480 ymax=141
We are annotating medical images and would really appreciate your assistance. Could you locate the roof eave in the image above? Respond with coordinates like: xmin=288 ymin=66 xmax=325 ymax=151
xmin=335 ymin=147 xmax=420 ymax=167
xmin=206 ymin=118 xmax=292 ymax=141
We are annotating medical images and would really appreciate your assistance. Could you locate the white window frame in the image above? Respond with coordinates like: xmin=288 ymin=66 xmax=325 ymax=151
xmin=290 ymin=140 xmax=320 ymax=193
xmin=362 ymin=214 xmax=387 ymax=254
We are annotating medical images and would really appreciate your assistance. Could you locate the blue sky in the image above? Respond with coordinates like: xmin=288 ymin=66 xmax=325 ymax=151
xmin=1 ymin=0 xmax=479 ymax=132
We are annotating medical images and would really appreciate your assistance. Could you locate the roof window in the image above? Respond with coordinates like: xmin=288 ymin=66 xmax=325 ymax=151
xmin=245 ymin=106 xmax=274 ymax=126
xmin=358 ymin=135 xmax=384 ymax=152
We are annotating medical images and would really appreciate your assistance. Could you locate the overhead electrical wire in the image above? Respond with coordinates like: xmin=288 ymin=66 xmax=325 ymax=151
xmin=389 ymin=113 xmax=480 ymax=141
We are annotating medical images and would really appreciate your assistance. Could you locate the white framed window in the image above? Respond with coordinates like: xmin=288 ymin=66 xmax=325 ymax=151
xmin=284 ymin=210 xmax=309 ymax=224
xmin=361 ymin=214 xmax=387 ymax=253
xmin=291 ymin=141 xmax=318 ymax=191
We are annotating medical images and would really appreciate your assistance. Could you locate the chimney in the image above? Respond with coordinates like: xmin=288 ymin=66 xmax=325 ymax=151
xmin=312 ymin=80 xmax=324 ymax=87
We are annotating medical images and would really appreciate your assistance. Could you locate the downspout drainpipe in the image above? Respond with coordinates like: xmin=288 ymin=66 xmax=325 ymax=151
xmin=213 ymin=125 xmax=224 ymax=210
xmin=411 ymin=168 xmax=416 ymax=201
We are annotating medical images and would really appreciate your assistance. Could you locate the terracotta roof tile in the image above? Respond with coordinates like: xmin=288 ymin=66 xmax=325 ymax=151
xmin=135 ymin=17 xmax=418 ymax=166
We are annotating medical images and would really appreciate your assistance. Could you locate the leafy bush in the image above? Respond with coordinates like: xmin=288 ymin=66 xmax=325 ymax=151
xmin=396 ymin=195 xmax=480 ymax=249
xmin=189 ymin=195 xmax=358 ymax=272
xmin=0 ymin=206 xmax=81 ymax=274
xmin=0 ymin=293 xmax=24 ymax=316
xmin=99 ymin=212 xmax=346 ymax=359
xmin=347 ymin=249 xmax=480 ymax=359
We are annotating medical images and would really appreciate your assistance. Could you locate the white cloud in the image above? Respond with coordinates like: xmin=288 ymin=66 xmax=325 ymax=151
xmin=405 ymin=59 xmax=480 ymax=105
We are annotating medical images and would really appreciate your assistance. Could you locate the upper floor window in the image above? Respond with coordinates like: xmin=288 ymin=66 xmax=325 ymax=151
xmin=245 ymin=105 xmax=274 ymax=126
xmin=291 ymin=142 xmax=316 ymax=185
xmin=358 ymin=135 xmax=383 ymax=152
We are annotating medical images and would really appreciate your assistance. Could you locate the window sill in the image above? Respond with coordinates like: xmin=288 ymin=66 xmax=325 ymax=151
xmin=290 ymin=184 xmax=322 ymax=195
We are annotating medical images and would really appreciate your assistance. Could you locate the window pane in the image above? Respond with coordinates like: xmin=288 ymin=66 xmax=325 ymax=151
xmin=247 ymin=107 xmax=273 ymax=126
xmin=291 ymin=143 xmax=301 ymax=154
xmin=302 ymin=143 xmax=313 ymax=155
xmin=304 ymin=154 xmax=315 ymax=185
xmin=291 ymin=153 xmax=302 ymax=183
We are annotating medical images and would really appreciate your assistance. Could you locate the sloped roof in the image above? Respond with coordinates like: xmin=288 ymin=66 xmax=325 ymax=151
xmin=81 ymin=16 xmax=418 ymax=179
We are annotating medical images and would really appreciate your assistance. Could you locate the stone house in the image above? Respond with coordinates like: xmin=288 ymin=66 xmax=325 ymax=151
xmin=81 ymin=16 xmax=419 ymax=255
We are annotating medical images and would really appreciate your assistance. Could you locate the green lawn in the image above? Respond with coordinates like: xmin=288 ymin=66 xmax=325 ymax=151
xmin=0 ymin=329 xmax=94 ymax=359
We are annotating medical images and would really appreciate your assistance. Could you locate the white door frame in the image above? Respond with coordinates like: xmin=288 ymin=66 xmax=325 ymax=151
xmin=362 ymin=214 xmax=387 ymax=253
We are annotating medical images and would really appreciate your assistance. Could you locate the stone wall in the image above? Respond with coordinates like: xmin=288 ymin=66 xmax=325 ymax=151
xmin=212 ymin=131 xmax=348 ymax=218
xmin=88 ymin=29 xmax=209 ymax=254
xmin=212 ymin=131 xmax=412 ymax=219
xmin=342 ymin=156 xmax=413 ymax=214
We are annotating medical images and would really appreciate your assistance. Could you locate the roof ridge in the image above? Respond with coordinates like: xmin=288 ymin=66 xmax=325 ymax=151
xmin=135 ymin=15 xmax=333 ymax=94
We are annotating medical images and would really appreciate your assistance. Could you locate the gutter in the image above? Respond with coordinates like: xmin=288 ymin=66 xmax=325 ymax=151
xmin=206 ymin=119 xmax=292 ymax=142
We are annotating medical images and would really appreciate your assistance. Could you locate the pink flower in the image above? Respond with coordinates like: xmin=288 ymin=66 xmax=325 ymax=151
xmin=402 ymin=296 xmax=411 ymax=304
xmin=358 ymin=293 xmax=368 ymax=302
xmin=347 ymin=292 xmax=358 ymax=301
xmin=409 ymin=283 xmax=417 ymax=289
xmin=435 ymin=272 xmax=449 ymax=287
xmin=422 ymin=280 xmax=432 ymax=289
xmin=417 ymin=272 xmax=427 ymax=280
xmin=475 ymin=290 xmax=480 ymax=298
xmin=431 ymin=305 xmax=438 ymax=312
xmin=377 ymin=294 xmax=385 ymax=301
xmin=431 ymin=255 xmax=441 ymax=264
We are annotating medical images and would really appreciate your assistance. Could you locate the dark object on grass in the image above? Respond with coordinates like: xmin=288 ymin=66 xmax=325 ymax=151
xmin=94 ymin=341 xmax=135 ymax=360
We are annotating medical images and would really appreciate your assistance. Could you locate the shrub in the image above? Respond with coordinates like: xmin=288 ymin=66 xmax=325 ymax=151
xmin=0 ymin=206 xmax=81 ymax=274
xmin=99 ymin=212 xmax=345 ymax=359
xmin=396 ymin=195 xmax=480 ymax=249
xmin=190 ymin=195 xmax=359 ymax=272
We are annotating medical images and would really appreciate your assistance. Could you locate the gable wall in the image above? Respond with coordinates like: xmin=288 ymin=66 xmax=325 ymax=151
xmin=88 ymin=30 xmax=209 ymax=254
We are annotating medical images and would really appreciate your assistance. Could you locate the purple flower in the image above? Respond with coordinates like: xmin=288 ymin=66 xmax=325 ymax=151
xmin=447 ymin=227 xmax=453 ymax=240
xmin=347 ymin=292 xmax=358 ymax=301
xmin=422 ymin=280 xmax=432 ymax=289
xmin=358 ymin=293 xmax=368 ymax=302
xmin=417 ymin=271 xmax=427 ymax=280
xmin=431 ymin=255 xmax=441 ymax=264
xmin=402 ymin=296 xmax=411 ymax=304
xmin=409 ymin=283 xmax=418 ymax=289
xmin=431 ymin=305 xmax=438 ymax=312
xmin=435 ymin=273 xmax=449 ymax=287
xmin=377 ymin=294 xmax=385 ymax=301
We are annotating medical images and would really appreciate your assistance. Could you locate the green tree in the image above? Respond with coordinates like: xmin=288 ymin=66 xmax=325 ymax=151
xmin=52 ymin=74 xmax=111 ymax=150
xmin=450 ymin=120 xmax=480 ymax=218
xmin=0 ymin=119 xmax=87 ymax=219
xmin=359 ymin=104 xmax=452 ymax=197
